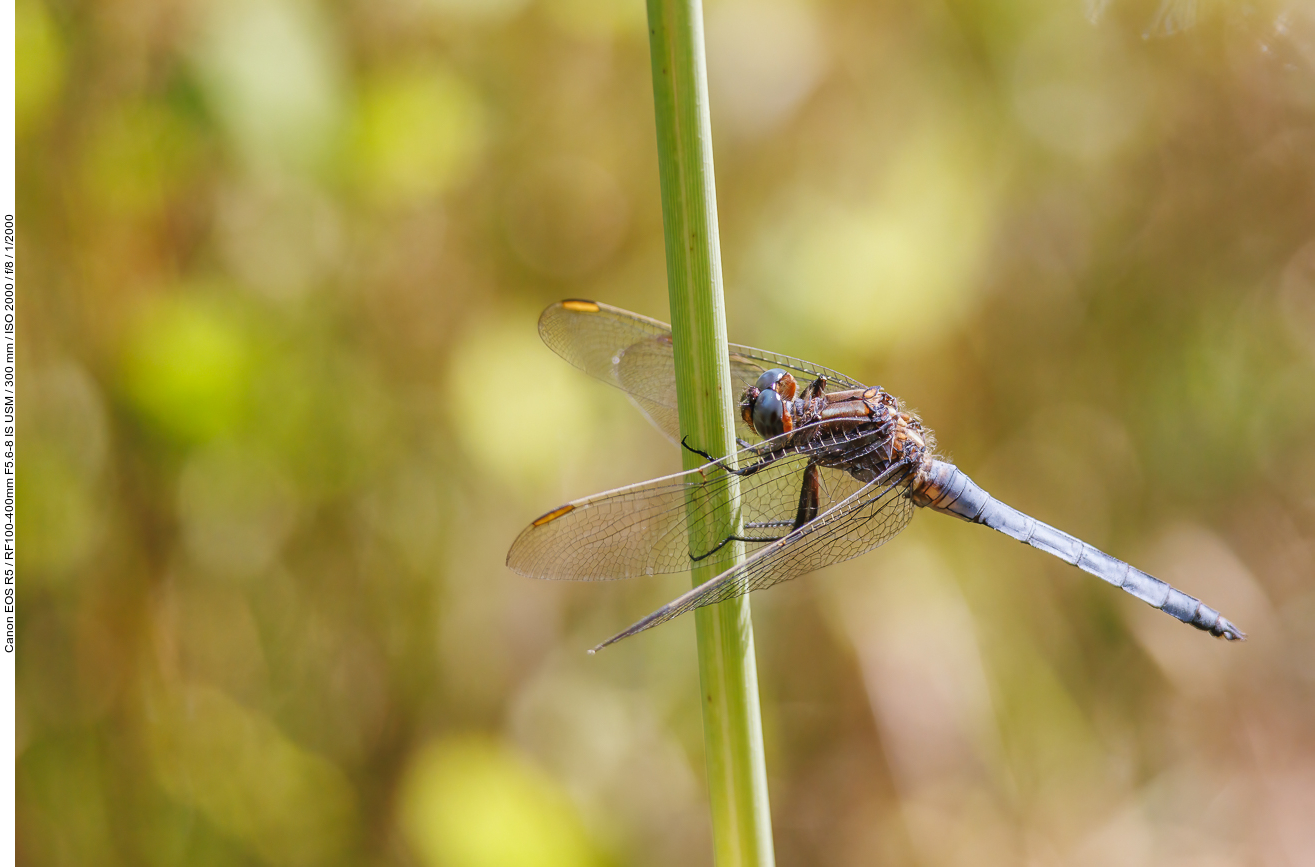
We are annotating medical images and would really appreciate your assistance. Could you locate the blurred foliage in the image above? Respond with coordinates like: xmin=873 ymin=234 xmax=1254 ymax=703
xmin=398 ymin=735 xmax=603 ymax=867
xmin=16 ymin=0 xmax=1315 ymax=864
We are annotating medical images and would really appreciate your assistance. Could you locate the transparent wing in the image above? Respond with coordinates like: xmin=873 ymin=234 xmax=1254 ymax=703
xmin=538 ymin=299 xmax=864 ymax=443
xmin=590 ymin=462 xmax=917 ymax=651
xmin=506 ymin=436 xmax=879 ymax=582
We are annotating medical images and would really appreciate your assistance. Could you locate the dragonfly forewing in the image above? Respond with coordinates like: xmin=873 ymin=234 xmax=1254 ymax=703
xmin=507 ymin=437 xmax=877 ymax=583
xmin=590 ymin=462 xmax=918 ymax=651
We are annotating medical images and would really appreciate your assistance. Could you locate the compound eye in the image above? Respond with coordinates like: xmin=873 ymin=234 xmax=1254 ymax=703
xmin=752 ymin=387 xmax=785 ymax=439
xmin=755 ymin=368 xmax=788 ymax=392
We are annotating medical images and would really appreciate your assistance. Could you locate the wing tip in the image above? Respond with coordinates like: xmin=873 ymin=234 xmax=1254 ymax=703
xmin=590 ymin=603 xmax=676 ymax=653
xmin=589 ymin=625 xmax=639 ymax=654
xmin=538 ymin=299 xmax=602 ymax=340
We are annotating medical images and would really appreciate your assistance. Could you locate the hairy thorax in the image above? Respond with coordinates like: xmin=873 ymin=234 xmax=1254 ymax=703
xmin=742 ymin=371 xmax=936 ymax=484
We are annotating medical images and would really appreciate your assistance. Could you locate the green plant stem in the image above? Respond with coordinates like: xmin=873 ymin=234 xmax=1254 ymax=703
xmin=644 ymin=1 xmax=775 ymax=864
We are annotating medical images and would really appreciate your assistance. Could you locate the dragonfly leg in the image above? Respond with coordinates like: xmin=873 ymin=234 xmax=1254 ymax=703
xmin=681 ymin=436 xmax=724 ymax=466
xmin=800 ymin=375 xmax=828 ymax=401
xmin=690 ymin=532 xmax=777 ymax=562
xmin=793 ymin=461 xmax=822 ymax=526
xmin=689 ymin=462 xmax=822 ymax=561
xmin=681 ymin=436 xmax=782 ymax=477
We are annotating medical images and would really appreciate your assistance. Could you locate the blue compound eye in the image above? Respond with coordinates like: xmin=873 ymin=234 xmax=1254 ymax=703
xmin=752 ymin=387 xmax=785 ymax=438
xmin=755 ymin=368 xmax=788 ymax=392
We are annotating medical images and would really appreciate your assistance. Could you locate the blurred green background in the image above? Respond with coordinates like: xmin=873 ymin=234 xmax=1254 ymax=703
xmin=16 ymin=0 xmax=1315 ymax=863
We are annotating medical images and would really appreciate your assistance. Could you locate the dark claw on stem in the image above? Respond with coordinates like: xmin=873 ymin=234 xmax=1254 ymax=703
xmin=681 ymin=435 xmax=719 ymax=465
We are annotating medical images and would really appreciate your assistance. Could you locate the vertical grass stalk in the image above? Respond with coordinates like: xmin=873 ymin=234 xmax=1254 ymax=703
xmin=644 ymin=1 xmax=776 ymax=864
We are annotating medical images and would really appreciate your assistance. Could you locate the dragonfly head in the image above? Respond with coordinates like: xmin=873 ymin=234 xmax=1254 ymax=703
xmin=740 ymin=368 xmax=795 ymax=439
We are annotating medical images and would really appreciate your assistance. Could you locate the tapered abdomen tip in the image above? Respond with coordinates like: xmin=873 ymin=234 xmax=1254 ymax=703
xmin=1216 ymin=617 xmax=1246 ymax=641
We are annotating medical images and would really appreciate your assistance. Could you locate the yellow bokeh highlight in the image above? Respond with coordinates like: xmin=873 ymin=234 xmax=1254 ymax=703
xmin=120 ymin=296 xmax=253 ymax=445
xmin=447 ymin=312 xmax=601 ymax=489
xmin=761 ymin=120 xmax=993 ymax=351
xmin=352 ymin=64 xmax=487 ymax=206
xmin=398 ymin=735 xmax=601 ymax=867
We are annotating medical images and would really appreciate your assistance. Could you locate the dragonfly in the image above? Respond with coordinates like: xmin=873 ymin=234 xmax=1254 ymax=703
xmin=507 ymin=300 xmax=1247 ymax=652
